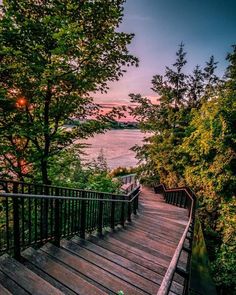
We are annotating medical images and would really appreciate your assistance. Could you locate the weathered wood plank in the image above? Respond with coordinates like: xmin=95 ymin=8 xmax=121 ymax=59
xmin=0 ymin=283 xmax=12 ymax=295
xmin=0 ymin=254 xmax=62 ymax=295
xmin=67 ymin=237 xmax=163 ymax=284
xmin=0 ymin=270 xmax=28 ymax=295
xmin=40 ymin=243 xmax=148 ymax=295
xmin=22 ymin=247 xmax=108 ymax=295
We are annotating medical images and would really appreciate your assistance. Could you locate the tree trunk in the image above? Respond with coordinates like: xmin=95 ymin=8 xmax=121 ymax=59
xmin=41 ymin=158 xmax=51 ymax=185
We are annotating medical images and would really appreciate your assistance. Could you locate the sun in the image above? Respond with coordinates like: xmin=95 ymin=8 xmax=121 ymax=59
xmin=16 ymin=97 xmax=27 ymax=107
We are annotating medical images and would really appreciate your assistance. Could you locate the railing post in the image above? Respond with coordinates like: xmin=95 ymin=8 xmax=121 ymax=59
xmin=180 ymin=191 xmax=185 ymax=208
xmin=137 ymin=190 xmax=139 ymax=210
xmin=184 ymin=194 xmax=187 ymax=208
xmin=98 ymin=193 xmax=104 ymax=236
xmin=80 ymin=191 xmax=86 ymax=239
xmin=133 ymin=188 xmax=139 ymax=215
xmin=120 ymin=196 xmax=125 ymax=227
xmin=134 ymin=188 xmax=139 ymax=212
xmin=42 ymin=185 xmax=49 ymax=240
xmin=110 ymin=195 xmax=115 ymax=230
xmin=177 ymin=191 xmax=180 ymax=206
xmin=127 ymin=194 xmax=132 ymax=222
xmin=13 ymin=183 xmax=21 ymax=260
xmin=54 ymin=188 xmax=61 ymax=247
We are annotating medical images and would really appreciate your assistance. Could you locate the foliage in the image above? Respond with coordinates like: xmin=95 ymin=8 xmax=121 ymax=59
xmin=130 ymin=44 xmax=219 ymax=187
xmin=130 ymin=45 xmax=235 ymax=293
xmin=0 ymin=0 xmax=138 ymax=184
xmin=45 ymin=147 xmax=121 ymax=193
xmin=46 ymin=147 xmax=127 ymax=193
xmin=109 ymin=166 xmax=137 ymax=177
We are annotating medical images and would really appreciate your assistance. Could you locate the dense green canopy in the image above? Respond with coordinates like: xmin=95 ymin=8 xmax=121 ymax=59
xmin=0 ymin=0 xmax=138 ymax=183
xmin=131 ymin=45 xmax=236 ymax=294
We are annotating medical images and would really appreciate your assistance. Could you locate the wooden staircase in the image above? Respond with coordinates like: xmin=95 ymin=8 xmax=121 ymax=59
xmin=0 ymin=187 xmax=189 ymax=295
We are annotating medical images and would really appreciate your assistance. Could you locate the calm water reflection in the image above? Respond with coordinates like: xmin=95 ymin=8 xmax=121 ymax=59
xmin=79 ymin=129 xmax=145 ymax=169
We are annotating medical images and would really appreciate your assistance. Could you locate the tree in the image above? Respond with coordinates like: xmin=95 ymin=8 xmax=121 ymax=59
xmin=130 ymin=45 xmax=220 ymax=186
xmin=181 ymin=71 xmax=236 ymax=293
xmin=130 ymin=44 xmax=190 ymax=186
xmin=0 ymin=0 xmax=138 ymax=184
xmin=130 ymin=43 xmax=234 ymax=293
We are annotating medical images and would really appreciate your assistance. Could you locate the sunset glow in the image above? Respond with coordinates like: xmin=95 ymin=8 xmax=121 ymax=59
xmin=16 ymin=97 xmax=27 ymax=107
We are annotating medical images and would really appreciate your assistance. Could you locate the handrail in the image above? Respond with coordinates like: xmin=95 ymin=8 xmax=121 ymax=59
xmin=0 ymin=178 xmax=135 ymax=197
xmin=0 ymin=179 xmax=140 ymax=259
xmin=0 ymin=188 xmax=140 ymax=203
xmin=155 ymin=183 xmax=196 ymax=295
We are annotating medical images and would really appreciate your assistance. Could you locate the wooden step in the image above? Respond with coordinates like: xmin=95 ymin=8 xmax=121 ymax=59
xmin=22 ymin=247 xmax=107 ymax=295
xmin=0 ymin=254 xmax=62 ymax=295
xmin=133 ymin=215 xmax=186 ymax=233
xmin=0 ymin=283 xmax=12 ymax=295
xmin=131 ymin=218 xmax=184 ymax=240
xmin=104 ymin=232 xmax=172 ymax=265
xmin=61 ymin=239 xmax=161 ymax=292
xmin=124 ymin=223 xmax=179 ymax=246
xmin=41 ymin=242 xmax=148 ymax=295
xmin=106 ymin=227 xmax=176 ymax=256
xmin=68 ymin=237 xmax=163 ymax=284
xmin=0 ymin=270 xmax=28 ymax=295
xmin=83 ymin=235 xmax=167 ymax=274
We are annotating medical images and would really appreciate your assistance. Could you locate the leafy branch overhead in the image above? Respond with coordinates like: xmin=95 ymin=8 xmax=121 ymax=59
xmin=0 ymin=0 xmax=138 ymax=183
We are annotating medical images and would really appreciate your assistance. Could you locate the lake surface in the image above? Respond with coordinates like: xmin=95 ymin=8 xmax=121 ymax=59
xmin=78 ymin=129 xmax=145 ymax=169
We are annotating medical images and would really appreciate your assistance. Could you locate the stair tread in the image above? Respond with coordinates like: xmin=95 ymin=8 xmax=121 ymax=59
xmin=0 ymin=270 xmax=28 ymax=295
xmin=106 ymin=228 xmax=176 ymax=257
xmin=124 ymin=223 xmax=179 ymax=246
xmin=22 ymin=247 xmax=107 ymax=295
xmin=99 ymin=234 xmax=171 ymax=267
xmin=0 ymin=283 xmax=12 ymax=295
xmin=0 ymin=254 xmax=62 ymax=295
xmin=69 ymin=237 xmax=163 ymax=284
xmin=60 ymin=239 xmax=161 ymax=291
xmin=41 ymin=242 xmax=149 ymax=295
xmin=86 ymin=235 xmax=168 ymax=274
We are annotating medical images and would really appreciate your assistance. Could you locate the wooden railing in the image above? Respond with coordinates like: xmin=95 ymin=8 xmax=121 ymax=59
xmin=119 ymin=174 xmax=139 ymax=194
xmin=0 ymin=179 xmax=140 ymax=260
xmin=154 ymin=184 xmax=196 ymax=295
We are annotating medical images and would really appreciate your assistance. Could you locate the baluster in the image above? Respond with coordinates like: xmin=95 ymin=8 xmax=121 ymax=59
xmin=13 ymin=183 xmax=21 ymax=260
xmin=54 ymin=188 xmax=61 ymax=246
xmin=127 ymin=194 xmax=132 ymax=222
xmin=184 ymin=193 xmax=187 ymax=208
xmin=120 ymin=196 xmax=125 ymax=227
xmin=5 ymin=195 xmax=10 ymax=252
xmin=97 ymin=194 xmax=104 ymax=236
xmin=181 ymin=191 xmax=184 ymax=207
xmin=135 ymin=188 xmax=139 ymax=211
xmin=110 ymin=195 xmax=115 ymax=230
xmin=175 ymin=191 xmax=179 ymax=206
xmin=80 ymin=191 xmax=86 ymax=239
xmin=133 ymin=190 xmax=137 ymax=215
xmin=170 ymin=192 xmax=173 ymax=203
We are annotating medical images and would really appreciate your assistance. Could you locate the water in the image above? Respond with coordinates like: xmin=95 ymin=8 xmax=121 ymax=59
xmin=78 ymin=129 xmax=145 ymax=169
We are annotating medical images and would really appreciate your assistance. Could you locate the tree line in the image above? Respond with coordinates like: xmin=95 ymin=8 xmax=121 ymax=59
xmin=130 ymin=44 xmax=236 ymax=294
